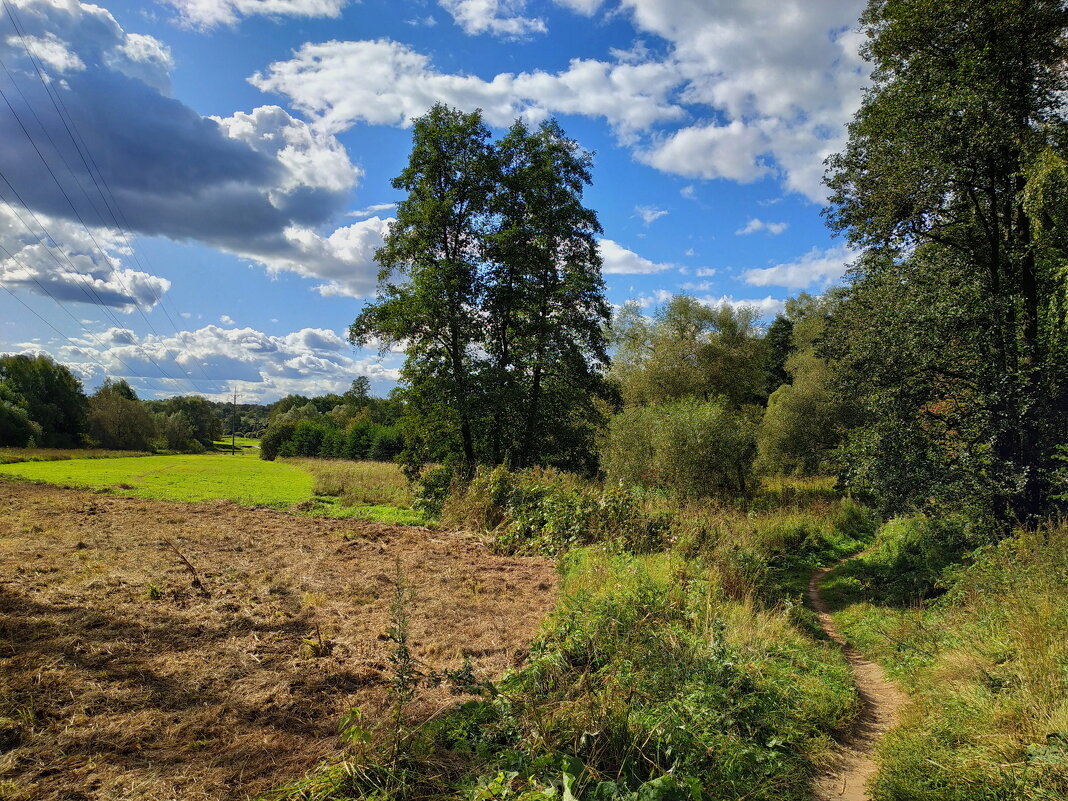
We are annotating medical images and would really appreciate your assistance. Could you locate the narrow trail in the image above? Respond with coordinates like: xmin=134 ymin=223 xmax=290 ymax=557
xmin=808 ymin=564 xmax=908 ymax=801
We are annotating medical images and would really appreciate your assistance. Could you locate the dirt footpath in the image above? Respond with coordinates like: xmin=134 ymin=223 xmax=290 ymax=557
xmin=808 ymin=565 xmax=907 ymax=801
xmin=0 ymin=480 xmax=557 ymax=801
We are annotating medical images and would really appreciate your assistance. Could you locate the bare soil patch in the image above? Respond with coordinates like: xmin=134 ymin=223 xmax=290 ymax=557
xmin=0 ymin=480 xmax=557 ymax=800
xmin=808 ymin=565 xmax=907 ymax=801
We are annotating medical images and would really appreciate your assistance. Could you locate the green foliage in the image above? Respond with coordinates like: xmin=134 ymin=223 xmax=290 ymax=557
xmin=87 ymin=380 xmax=156 ymax=451
xmin=824 ymin=0 xmax=1068 ymax=522
xmin=764 ymin=314 xmax=794 ymax=395
xmin=0 ymin=354 xmax=87 ymax=448
xmin=351 ymin=104 xmax=612 ymax=476
xmin=821 ymin=515 xmax=977 ymax=607
xmin=443 ymin=466 xmax=669 ymax=555
xmin=610 ymin=297 xmax=768 ymax=409
xmin=156 ymin=396 xmax=222 ymax=448
xmin=259 ymin=421 xmax=296 ymax=461
xmin=0 ymin=395 xmax=40 ymax=447
xmin=757 ymin=294 xmax=853 ymax=476
xmin=600 ymin=397 xmax=759 ymax=499
xmin=756 ymin=352 xmax=847 ymax=476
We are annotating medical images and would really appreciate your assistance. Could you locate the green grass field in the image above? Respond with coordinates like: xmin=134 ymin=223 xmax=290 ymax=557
xmin=0 ymin=452 xmax=316 ymax=507
xmin=0 ymin=449 xmax=427 ymax=524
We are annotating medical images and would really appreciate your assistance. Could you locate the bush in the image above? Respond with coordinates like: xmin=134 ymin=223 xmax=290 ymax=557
xmin=368 ymin=425 xmax=403 ymax=461
xmin=344 ymin=419 xmax=375 ymax=459
xmin=601 ymin=397 xmax=759 ymax=499
xmin=0 ymin=399 xmax=40 ymax=447
xmin=413 ymin=464 xmax=456 ymax=517
xmin=260 ymin=421 xmax=297 ymax=461
xmin=87 ymin=394 xmax=156 ymax=451
xmin=443 ymin=466 xmax=669 ymax=555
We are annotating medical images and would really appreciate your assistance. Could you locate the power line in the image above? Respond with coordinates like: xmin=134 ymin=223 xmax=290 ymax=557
xmin=1 ymin=0 xmax=215 ymax=393
xmin=0 ymin=59 xmax=203 ymax=392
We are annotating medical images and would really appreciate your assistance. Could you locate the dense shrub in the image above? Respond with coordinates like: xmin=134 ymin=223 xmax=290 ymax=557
xmin=260 ymin=417 xmax=404 ymax=463
xmin=0 ymin=398 xmax=40 ymax=447
xmin=600 ymin=397 xmax=759 ymax=498
xmin=260 ymin=421 xmax=297 ymax=461
xmin=368 ymin=425 xmax=403 ymax=461
xmin=87 ymin=381 xmax=156 ymax=451
xmin=442 ymin=466 xmax=671 ymax=555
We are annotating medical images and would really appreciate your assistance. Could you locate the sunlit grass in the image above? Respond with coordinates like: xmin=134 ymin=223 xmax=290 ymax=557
xmin=0 ymin=453 xmax=315 ymax=507
xmin=824 ymin=523 xmax=1068 ymax=799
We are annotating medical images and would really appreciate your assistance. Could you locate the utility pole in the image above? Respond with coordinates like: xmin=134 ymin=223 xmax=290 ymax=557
xmin=231 ymin=388 xmax=238 ymax=455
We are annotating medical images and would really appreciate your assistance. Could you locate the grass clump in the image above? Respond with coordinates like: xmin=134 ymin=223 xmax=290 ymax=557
xmin=824 ymin=523 xmax=1068 ymax=800
xmin=820 ymin=513 xmax=975 ymax=607
xmin=440 ymin=466 xmax=669 ymax=556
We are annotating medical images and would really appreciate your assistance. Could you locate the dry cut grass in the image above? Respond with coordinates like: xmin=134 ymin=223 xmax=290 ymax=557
xmin=0 ymin=480 xmax=556 ymax=801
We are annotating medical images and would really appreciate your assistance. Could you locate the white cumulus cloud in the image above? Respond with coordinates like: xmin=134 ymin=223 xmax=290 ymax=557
xmin=599 ymin=238 xmax=673 ymax=274
xmin=250 ymin=38 xmax=685 ymax=138
xmin=735 ymin=218 xmax=788 ymax=236
xmin=438 ymin=0 xmax=546 ymax=37
xmin=743 ymin=244 xmax=857 ymax=289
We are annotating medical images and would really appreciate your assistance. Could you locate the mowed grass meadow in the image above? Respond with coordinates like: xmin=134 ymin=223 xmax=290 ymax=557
xmin=0 ymin=445 xmax=418 ymax=519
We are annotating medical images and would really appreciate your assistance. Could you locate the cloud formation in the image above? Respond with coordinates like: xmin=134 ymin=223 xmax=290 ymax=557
xmin=250 ymin=38 xmax=685 ymax=138
xmin=743 ymin=244 xmax=856 ymax=289
xmin=599 ymin=238 xmax=674 ymax=274
xmin=0 ymin=202 xmax=169 ymax=311
xmin=251 ymin=0 xmax=867 ymax=200
xmin=59 ymin=324 xmax=401 ymax=401
xmin=438 ymin=0 xmax=546 ymax=37
xmin=163 ymin=0 xmax=349 ymax=30
xmin=0 ymin=0 xmax=379 ymax=299
xmin=735 ymin=218 xmax=788 ymax=236
xmin=634 ymin=205 xmax=668 ymax=225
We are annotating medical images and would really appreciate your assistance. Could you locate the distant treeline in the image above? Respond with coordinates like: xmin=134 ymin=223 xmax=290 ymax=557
xmin=0 ymin=354 xmax=399 ymax=460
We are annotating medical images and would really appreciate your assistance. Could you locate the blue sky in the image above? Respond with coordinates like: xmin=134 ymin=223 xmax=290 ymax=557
xmin=0 ymin=0 xmax=867 ymax=402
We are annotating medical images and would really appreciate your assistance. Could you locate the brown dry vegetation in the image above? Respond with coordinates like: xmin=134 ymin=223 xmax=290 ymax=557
xmin=0 ymin=480 xmax=556 ymax=801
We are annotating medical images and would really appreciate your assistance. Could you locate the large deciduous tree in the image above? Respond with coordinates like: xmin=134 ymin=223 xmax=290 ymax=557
xmin=483 ymin=119 xmax=612 ymax=472
xmin=351 ymin=105 xmax=493 ymax=473
xmin=351 ymin=105 xmax=612 ymax=475
xmin=824 ymin=0 xmax=1068 ymax=522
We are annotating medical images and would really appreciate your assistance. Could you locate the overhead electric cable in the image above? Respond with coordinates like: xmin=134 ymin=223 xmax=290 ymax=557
xmin=0 ymin=77 xmax=197 ymax=391
xmin=1 ymin=0 xmax=214 ymax=391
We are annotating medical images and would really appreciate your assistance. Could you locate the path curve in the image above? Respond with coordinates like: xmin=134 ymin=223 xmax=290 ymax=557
xmin=808 ymin=565 xmax=907 ymax=801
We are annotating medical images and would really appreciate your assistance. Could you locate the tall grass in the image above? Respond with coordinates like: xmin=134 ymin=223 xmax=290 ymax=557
xmin=824 ymin=520 xmax=1068 ymax=800
xmin=291 ymin=458 xmax=414 ymax=507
